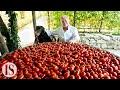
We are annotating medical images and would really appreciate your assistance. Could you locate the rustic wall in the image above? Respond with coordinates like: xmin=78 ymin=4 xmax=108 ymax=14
xmin=80 ymin=33 xmax=120 ymax=50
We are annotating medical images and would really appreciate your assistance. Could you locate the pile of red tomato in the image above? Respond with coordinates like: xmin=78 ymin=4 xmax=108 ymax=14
xmin=0 ymin=42 xmax=120 ymax=79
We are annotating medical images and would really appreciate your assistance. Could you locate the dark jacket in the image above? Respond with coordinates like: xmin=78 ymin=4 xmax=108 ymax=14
xmin=37 ymin=29 xmax=52 ymax=43
xmin=34 ymin=26 xmax=53 ymax=44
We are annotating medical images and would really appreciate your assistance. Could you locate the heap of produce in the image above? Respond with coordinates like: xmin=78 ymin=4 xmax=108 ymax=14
xmin=0 ymin=42 xmax=120 ymax=79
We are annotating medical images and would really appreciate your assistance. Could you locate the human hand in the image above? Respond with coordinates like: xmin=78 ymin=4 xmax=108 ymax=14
xmin=68 ymin=38 xmax=78 ymax=43
xmin=68 ymin=39 xmax=76 ymax=43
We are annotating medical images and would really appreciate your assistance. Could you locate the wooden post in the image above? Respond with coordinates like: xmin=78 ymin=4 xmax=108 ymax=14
xmin=48 ymin=11 xmax=50 ymax=30
xmin=74 ymin=11 xmax=76 ymax=27
xmin=32 ymin=11 xmax=36 ymax=32
xmin=99 ymin=11 xmax=105 ymax=32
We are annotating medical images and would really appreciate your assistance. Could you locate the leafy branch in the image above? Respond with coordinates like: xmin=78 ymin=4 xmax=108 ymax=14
xmin=6 ymin=11 xmax=21 ymax=52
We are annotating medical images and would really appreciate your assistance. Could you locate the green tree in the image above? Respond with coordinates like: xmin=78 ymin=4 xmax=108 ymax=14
xmin=6 ymin=11 xmax=21 ymax=52
xmin=44 ymin=11 xmax=120 ymax=34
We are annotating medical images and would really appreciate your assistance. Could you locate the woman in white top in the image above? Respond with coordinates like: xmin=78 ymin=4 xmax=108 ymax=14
xmin=46 ymin=15 xmax=80 ymax=43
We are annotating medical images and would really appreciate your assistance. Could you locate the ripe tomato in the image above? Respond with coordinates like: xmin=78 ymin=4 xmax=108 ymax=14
xmin=18 ymin=74 xmax=24 ymax=79
xmin=80 ymin=72 xmax=86 ymax=77
xmin=59 ymin=76 xmax=64 ymax=79
xmin=89 ymin=75 xmax=94 ymax=79
xmin=24 ymin=58 xmax=30 ymax=62
xmin=98 ymin=73 xmax=104 ymax=78
xmin=34 ymin=67 xmax=40 ymax=72
xmin=113 ymin=66 xmax=118 ymax=71
xmin=117 ymin=75 xmax=120 ymax=79
xmin=54 ymin=53 xmax=60 ymax=58
xmin=51 ymin=72 xmax=58 ymax=79
xmin=11 ymin=75 xmax=17 ymax=79
xmin=48 ymin=58 xmax=53 ymax=62
xmin=80 ymin=66 xmax=85 ymax=72
xmin=108 ymin=67 xmax=113 ymax=73
xmin=111 ymin=76 xmax=117 ymax=79
xmin=93 ymin=74 xmax=98 ymax=79
xmin=25 ymin=74 xmax=32 ymax=79
xmin=112 ymin=72 xmax=117 ymax=77
xmin=64 ymin=71 xmax=70 ymax=79
xmin=24 ymin=70 xmax=28 ymax=75
xmin=44 ymin=70 xmax=50 ymax=75
xmin=69 ymin=75 xmax=75 ymax=79
xmin=74 ymin=70 xmax=80 ymax=76
xmin=74 ymin=54 xmax=79 ymax=59
xmin=33 ymin=72 xmax=38 ymax=78
xmin=53 ymin=65 xmax=59 ymax=71
xmin=75 ymin=74 xmax=81 ymax=79
xmin=83 ymin=76 xmax=88 ymax=79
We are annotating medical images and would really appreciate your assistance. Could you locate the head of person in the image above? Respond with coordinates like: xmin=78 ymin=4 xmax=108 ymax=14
xmin=60 ymin=15 xmax=70 ymax=27
xmin=35 ymin=26 xmax=45 ymax=37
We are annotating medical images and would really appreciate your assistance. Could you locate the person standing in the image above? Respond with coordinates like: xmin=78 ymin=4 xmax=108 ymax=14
xmin=46 ymin=15 xmax=80 ymax=43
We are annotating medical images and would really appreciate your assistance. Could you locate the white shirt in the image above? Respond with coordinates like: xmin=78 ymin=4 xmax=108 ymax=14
xmin=46 ymin=25 xmax=80 ymax=42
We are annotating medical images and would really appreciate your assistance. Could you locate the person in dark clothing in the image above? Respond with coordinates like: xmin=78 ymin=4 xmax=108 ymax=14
xmin=34 ymin=26 xmax=56 ymax=44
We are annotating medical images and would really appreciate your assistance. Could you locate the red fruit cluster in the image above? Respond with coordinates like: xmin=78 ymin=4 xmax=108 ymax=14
xmin=0 ymin=42 xmax=120 ymax=79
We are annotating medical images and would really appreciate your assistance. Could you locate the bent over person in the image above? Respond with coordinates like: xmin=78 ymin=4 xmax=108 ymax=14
xmin=34 ymin=26 xmax=56 ymax=44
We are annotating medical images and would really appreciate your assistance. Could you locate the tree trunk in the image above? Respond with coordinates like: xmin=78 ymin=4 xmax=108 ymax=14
xmin=32 ymin=11 xmax=36 ymax=32
xmin=48 ymin=11 xmax=50 ymax=30
xmin=74 ymin=11 xmax=76 ymax=27
xmin=0 ymin=31 xmax=9 ymax=55
xmin=99 ymin=11 xmax=105 ymax=32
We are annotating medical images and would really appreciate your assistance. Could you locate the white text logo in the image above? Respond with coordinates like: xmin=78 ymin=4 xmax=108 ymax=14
xmin=2 ymin=62 xmax=17 ymax=77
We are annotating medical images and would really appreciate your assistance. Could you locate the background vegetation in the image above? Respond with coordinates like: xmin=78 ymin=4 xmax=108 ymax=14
xmin=45 ymin=11 xmax=120 ymax=35
xmin=1 ymin=11 xmax=120 ymax=35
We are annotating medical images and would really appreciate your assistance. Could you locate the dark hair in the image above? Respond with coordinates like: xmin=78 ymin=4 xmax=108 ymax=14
xmin=36 ymin=26 xmax=45 ymax=31
xmin=35 ymin=26 xmax=45 ymax=34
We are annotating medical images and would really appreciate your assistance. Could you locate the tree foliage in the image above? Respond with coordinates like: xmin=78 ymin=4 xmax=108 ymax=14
xmin=43 ymin=11 xmax=120 ymax=33
xmin=6 ymin=11 xmax=21 ymax=52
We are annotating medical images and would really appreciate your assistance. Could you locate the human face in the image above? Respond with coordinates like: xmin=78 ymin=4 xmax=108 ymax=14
xmin=61 ymin=18 xmax=69 ymax=27
xmin=35 ymin=31 xmax=40 ymax=37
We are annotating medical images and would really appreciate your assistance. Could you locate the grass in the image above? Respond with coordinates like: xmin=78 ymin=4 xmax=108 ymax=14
xmin=112 ymin=30 xmax=120 ymax=35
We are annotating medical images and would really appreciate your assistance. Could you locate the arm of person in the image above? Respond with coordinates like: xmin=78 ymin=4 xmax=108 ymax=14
xmin=68 ymin=28 xmax=80 ymax=43
xmin=46 ymin=29 xmax=58 ymax=36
